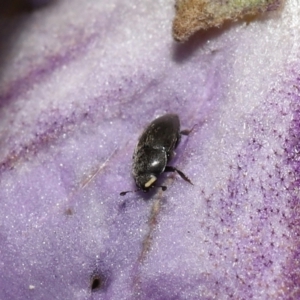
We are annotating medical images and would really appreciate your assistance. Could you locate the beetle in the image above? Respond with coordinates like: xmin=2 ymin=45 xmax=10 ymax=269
xmin=120 ymin=114 xmax=193 ymax=196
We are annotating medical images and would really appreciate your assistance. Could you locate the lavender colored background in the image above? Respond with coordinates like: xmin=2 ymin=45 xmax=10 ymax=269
xmin=0 ymin=0 xmax=299 ymax=299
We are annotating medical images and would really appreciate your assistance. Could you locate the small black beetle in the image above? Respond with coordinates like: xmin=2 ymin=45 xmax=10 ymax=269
xmin=120 ymin=114 xmax=193 ymax=196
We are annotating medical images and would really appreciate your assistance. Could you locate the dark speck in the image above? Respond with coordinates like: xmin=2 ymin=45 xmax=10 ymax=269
xmin=91 ymin=276 xmax=102 ymax=291
xmin=64 ymin=208 xmax=73 ymax=215
xmin=89 ymin=267 xmax=110 ymax=293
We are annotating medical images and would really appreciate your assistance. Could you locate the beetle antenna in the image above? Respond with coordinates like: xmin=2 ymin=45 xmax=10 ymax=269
xmin=120 ymin=185 xmax=167 ymax=196
xmin=120 ymin=189 xmax=140 ymax=196
xmin=156 ymin=185 xmax=167 ymax=191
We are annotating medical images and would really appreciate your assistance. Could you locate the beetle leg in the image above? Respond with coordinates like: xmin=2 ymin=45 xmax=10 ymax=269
xmin=180 ymin=124 xmax=196 ymax=136
xmin=164 ymin=166 xmax=193 ymax=185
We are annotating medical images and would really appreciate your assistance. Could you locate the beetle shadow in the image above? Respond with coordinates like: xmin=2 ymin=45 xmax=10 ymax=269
xmin=171 ymin=126 xmax=196 ymax=166
xmin=118 ymin=180 xmax=169 ymax=210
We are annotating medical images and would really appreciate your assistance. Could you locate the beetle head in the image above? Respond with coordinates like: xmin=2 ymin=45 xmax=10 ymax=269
xmin=133 ymin=147 xmax=167 ymax=190
xmin=134 ymin=173 xmax=157 ymax=192
xmin=120 ymin=147 xmax=167 ymax=196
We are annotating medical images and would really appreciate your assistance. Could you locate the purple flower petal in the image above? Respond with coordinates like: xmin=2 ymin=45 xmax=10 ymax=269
xmin=0 ymin=0 xmax=299 ymax=299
